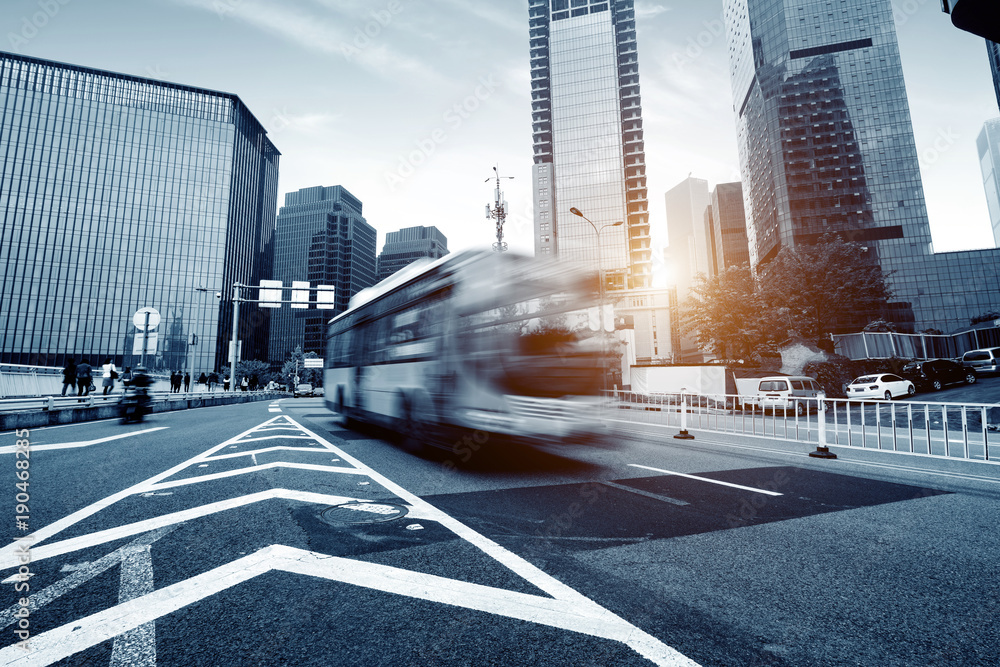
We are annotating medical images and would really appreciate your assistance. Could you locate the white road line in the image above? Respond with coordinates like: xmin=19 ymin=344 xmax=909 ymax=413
xmin=144 ymin=462 xmax=367 ymax=491
xmin=0 ymin=490 xmax=368 ymax=569
xmin=232 ymin=435 xmax=314 ymax=442
xmin=0 ymin=545 xmax=700 ymax=667
xmin=0 ymin=427 xmax=169 ymax=454
xmin=207 ymin=446 xmax=330 ymax=461
xmin=109 ymin=545 xmax=156 ymax=667
xmin=628 ymin=464 xmax=783 ymax=496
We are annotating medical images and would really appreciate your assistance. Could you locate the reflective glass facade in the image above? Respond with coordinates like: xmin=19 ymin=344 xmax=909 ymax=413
xmin=268 ymin=186 xmax=376 ymax=361
xmin=988 ymin=40 xmax=1000 ymax=112
xmin=711 ymin=182 xmax=750 ymax=273
xmin=724 ymin=0 xmax=1000 ymax=333
xmin=977 ymin=118 xmax=1000 ymax=247
xmin=0 ymin=51 xmax=278 ymax=371
xmin=528 ymin=0 xmax=651 ymax=289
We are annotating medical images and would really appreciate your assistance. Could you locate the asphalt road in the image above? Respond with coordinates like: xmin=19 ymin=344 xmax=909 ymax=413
xmin=1 ymin=398 xmax=999 ymax=666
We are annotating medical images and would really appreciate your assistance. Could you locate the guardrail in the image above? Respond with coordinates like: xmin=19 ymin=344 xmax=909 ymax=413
xmin=0 ymin=389 xmax=272 ymax=413
xmin=606 ymin=391 xmax=1000 ymax=464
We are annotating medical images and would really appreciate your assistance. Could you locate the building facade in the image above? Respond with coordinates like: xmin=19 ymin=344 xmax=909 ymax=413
xmin=528 ymin=0 xmax=651 ymax=290
xmin=723 ymin=0 xmax=1000 ymax=333
xmin=664 ymin=177 xmax=713 ymax=295
xmin=987 ymin=40 xmax=1000 ymax=112
xmin=0 ymin=51 xmax=278 ymax=373
xmin=710 ymin=182 xmax=750 ymax=273
xmin=268 ymin=186 xmax=376 ymax=361
xmin=376 ymin=225 xmax=449 ymax=283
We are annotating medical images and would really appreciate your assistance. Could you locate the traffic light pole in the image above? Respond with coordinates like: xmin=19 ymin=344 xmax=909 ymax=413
xmin=229 ymin=284 xmax=241 ymax=391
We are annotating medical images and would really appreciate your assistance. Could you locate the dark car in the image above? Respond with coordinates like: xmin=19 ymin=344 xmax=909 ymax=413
xmin=900 ymin=359 xmax=976 ymax=391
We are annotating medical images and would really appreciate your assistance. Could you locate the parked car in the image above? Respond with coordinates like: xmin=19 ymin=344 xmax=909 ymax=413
xmin=961 ymin=347 xmax=1000 ymax=375
xmin=293 ymin=383 xmax=314 ymax=398
xmin=900 ymin=359 xmax=976 ymax=391
xmin=745 ymin=375 xmax=823 ymax=415
xmin=845 ymin=373 xmax=915 ymax=400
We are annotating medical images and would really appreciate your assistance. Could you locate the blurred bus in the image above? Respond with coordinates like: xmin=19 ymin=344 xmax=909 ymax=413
xmin=324 ymin=250 xmax=607 ymax=452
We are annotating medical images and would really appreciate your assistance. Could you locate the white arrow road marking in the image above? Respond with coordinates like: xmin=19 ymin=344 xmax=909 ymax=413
xmin=146 ymin=462 xmax=366 ymax=491
xmin=208 ymin=446 xmax=330 ymax=461
xmin=0 ymin=428 xmax=169 ymax=454
xmin=628 ymin=464 xmax=783 ymax=497
xmin=0 ymin=545 xmax=700 ymax=667
xmin=108 ymin=544 xmax=156 ymax=667
xmin=0 ymin=527 xmax=177 ymax=629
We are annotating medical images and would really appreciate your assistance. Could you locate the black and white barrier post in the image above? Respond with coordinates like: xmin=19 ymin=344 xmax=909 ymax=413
xmin=809 ymin=392 xmax=837 ymax=459
xmin=674 ymin=395 xmax=694 ymax=440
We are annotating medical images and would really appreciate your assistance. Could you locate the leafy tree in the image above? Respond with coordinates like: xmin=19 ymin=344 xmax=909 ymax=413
xmin=759 ymin=234 xmax=892 ymax=340
xmin=681 ymin=264 xmax=777 ymax=359
xmin=280 ymin=346 xmax=322 ymax=387
xmin=235 ymin=360 xmax=270 ymax=387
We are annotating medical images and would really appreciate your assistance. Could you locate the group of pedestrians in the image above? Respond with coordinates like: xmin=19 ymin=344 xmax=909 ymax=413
xmin=169 ymin=371 xmax=191 ymax=393
xmin=61 ymin=358 xmax=128 ymax=396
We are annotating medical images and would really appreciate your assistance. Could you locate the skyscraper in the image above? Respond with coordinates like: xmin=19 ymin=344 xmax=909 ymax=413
xmin=268 ymin=186 xmax=376 ymax=361
xmin=724 ymin=0 xmax=1000 ymax=333
xmin=0 ymin=50 xmax=278 ymax=372
xmin=710 ymin=182 xmax=750 ymax=273
xmin=977 ymin=118 xmax=1000 ymax=248
xmin=664 ymin=176 xmax=712 ymax=294
xmin=528 ymin=0 xmax=651 ymax=290
xmin=376 ymin=226 xmax=449 ymax=283
xmin=987 ymin=41 xmax=1000 ymax=112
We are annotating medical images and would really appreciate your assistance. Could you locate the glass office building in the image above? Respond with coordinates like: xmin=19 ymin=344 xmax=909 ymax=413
xmin=978 ymin=118 xmax=1000 ymax=248
xmin=0 ymin=51 xmax=279 ymax=372
xmin=268 ymin=186 xmax=376 ymax=361
xmin=711 ymin=182 xmax=750 ymax=274
xmin=376 ymin=225 xmax=448 ymax=283
xmin=723 ymin=0 xmax=1000 ymax=333
xmin=528 ymin=0 xmax=651 ymax=290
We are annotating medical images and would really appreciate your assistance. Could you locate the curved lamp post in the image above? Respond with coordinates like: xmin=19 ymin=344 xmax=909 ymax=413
xmin=569 ymin=207 xmax=623 ymax=390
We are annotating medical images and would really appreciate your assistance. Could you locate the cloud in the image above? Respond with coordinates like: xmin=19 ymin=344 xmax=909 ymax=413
xmin=635 ymin=2 xmax=671 ymax=19
xmin=169 ymin=0 xmax=444 ymax=84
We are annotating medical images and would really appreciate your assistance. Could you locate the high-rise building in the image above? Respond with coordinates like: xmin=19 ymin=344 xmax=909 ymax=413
xmin=987 ymin=41 xmax=1000 ymax=112
xmin=978 ymin=119 xmax=1000 ymax=248
xmin=664 ymin=177 xmax=712 ymax=295
xmin=0 ymin=50 xmax=278 ymax=372
xmin=268 ymin=186 xmax=376 ymax=361
xmin=724 ymin=0 xmax=1000 ymax=333
xmin=376 ymin=226 xmax=449 ymax=283
xmin=710 ymin=182 xmax=750 ymax=273
xmin=528 ymin=0 xmax=651 ymax=290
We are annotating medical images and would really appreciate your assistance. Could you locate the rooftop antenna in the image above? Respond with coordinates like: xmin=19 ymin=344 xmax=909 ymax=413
xmin=485 ymin=165 xmax=513 ymax=252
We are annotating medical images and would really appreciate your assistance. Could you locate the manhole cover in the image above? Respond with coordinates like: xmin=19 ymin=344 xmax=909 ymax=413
xmin=319 ymin=502 xmax=409 ymax=525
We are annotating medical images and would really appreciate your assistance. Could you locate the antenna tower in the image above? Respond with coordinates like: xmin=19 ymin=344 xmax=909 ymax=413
xmin=485 ymin=166 xmax=513 ymax=252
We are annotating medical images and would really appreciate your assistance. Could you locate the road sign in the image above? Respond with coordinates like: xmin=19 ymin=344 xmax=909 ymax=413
xmin=303 ymin=358 xmax=324 ymax=368
xmin=259 ymin=280 xmax=282 ymax=308
xmin=132 ymin=332 xmax=158 ymax=354
xmin=132 ymin=307 xmax=161 ymax=331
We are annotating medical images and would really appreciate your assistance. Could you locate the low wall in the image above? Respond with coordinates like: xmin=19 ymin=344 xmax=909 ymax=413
xmin=0 ymin=391 xmax=285 ymax=432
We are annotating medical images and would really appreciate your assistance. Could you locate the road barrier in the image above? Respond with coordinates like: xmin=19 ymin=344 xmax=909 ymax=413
xmin=0 ymin=390 xmax=288 ymax=432
xmin=607 ymin=391 xmax=1000 ymax=465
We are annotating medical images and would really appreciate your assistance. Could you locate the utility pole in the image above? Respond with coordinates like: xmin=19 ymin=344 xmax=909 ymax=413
xmin=485 ymin=166 xmax=513 ymax=252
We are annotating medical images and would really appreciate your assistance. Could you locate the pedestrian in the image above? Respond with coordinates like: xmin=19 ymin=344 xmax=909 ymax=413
xmin=120 ymin=367 xmax=133 ymax=386
xmin=173 ymin=371 xmax=182 ymax=393
xmin=183 ymin=372 xmax=191 ymax=392
xmin=249 ymin=374 xmax=258 ymax=392
xmin=240 ymin=376 xmax=249 ymax=392
xmin=223 ymin=377 xmax=230 ymax=391
xmin=208 ymin=372 xmax=218 ymax=392
xmin=198 ymin=372 xmax=208 ymax=391
xmin=61 ymin=358 xmax=77 ymax=396
xmin=101 ymin=358 xmax=118 ymax=395
xmin=76 ymin=359 xmax=92 ymax=397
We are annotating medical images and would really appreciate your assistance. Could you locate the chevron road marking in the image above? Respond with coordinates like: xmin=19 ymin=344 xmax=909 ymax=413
xmin=0 ymin=415 xmax=701 ymax=666
xmin=0 ymin=427 xmax=169 ymax=454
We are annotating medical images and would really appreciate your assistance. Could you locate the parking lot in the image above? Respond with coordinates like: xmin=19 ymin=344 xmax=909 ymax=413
xmin=901 ymin=371 xmax=1000 ymax=405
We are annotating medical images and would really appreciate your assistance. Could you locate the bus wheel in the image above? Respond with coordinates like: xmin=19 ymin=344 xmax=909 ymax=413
xmin=397 ymin=394 xmax=429 ymax=456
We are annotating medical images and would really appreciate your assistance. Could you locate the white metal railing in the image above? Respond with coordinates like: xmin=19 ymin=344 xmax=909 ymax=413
xmin=606 ymin=391 xmax=999 ymax=464
xmin=0 ymin=389 xmax=288 ymax=413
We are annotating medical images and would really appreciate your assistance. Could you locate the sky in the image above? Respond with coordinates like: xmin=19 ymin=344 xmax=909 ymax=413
xmin=4 ymin=0 xmax=997 ymax=258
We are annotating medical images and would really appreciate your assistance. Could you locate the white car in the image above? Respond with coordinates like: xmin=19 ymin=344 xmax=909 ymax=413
xmin=845 ymin=373 xmax=915 ymax=400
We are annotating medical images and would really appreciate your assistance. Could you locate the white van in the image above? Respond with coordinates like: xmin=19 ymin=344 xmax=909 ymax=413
xmin=747 ymin=375 xmax=822 ymax=415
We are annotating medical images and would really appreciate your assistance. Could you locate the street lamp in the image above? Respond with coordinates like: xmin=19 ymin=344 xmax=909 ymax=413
xmin=569 ymin=207 xmax=623 ymax=391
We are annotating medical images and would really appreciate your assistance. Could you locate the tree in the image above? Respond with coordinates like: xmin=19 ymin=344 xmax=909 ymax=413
xmin=759 ymin=234 xmax=892 ymax=340
xmin=235 ymin=360 xmax=270 ymax=387
xmin=681 ymin=264 xmax=777 ymax=359
xmin=280 ymin=346 xmax=321 ymax=387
